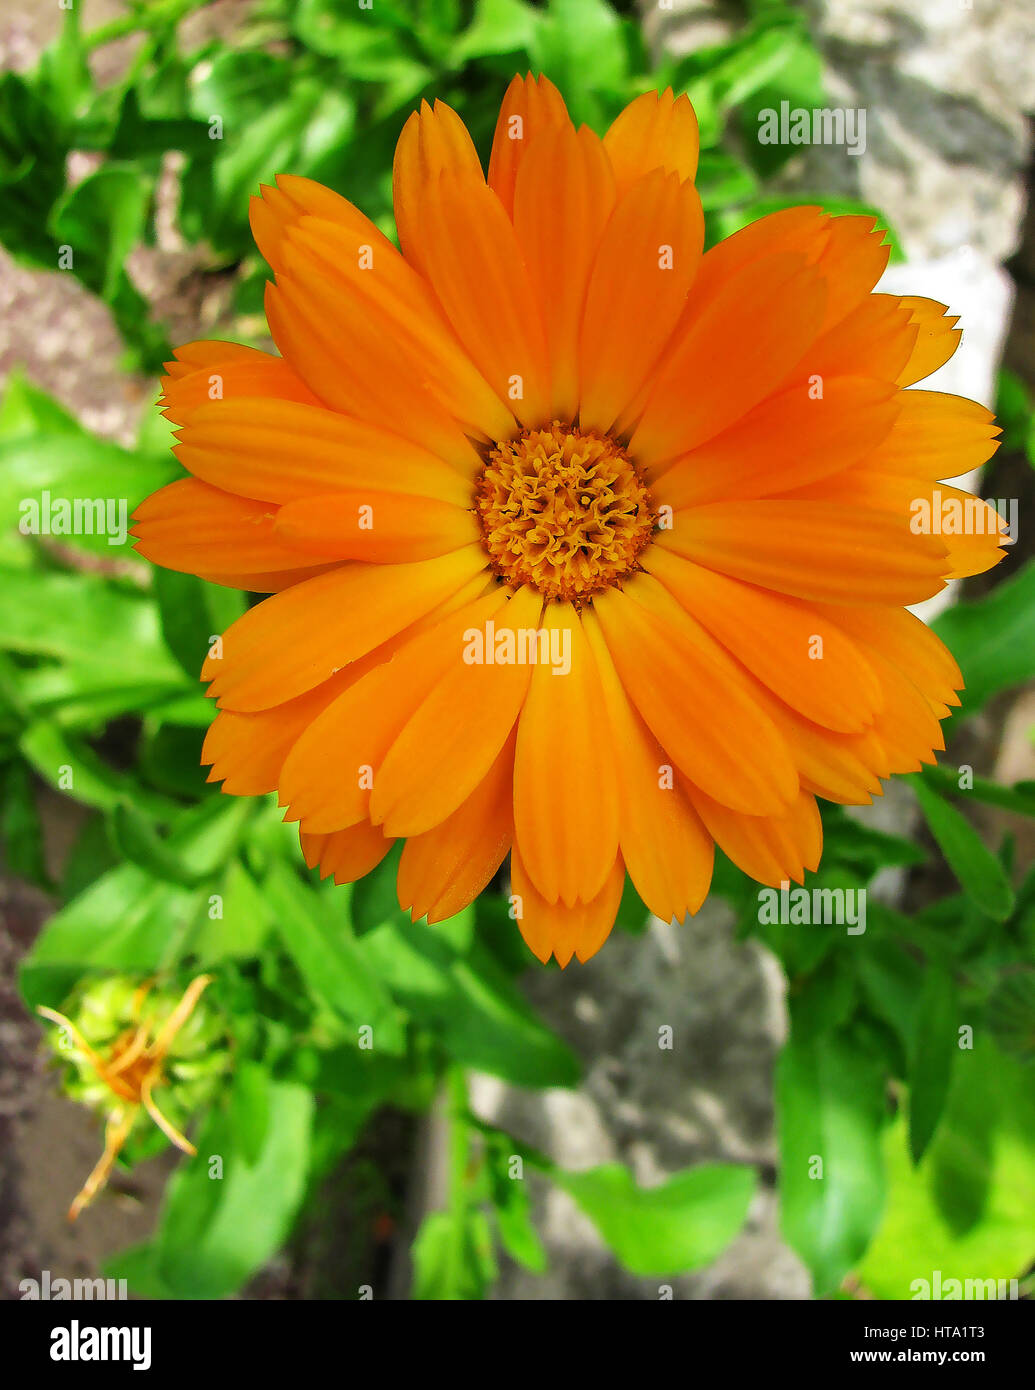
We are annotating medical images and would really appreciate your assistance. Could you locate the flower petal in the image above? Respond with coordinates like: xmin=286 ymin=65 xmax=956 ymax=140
xmin=645 ymin=547 xmax=883 ymax=732
xmin=629 ymin=251 xmax=826 ymax=468
xmin=300 ymin=822 xmax=395 ymax=886
xmin=651 ymin=376 xmax=898 ymax=500
xmin=513 ymin=603 xmax=620 ymax=907
xmin=578 ymin=168 xmax=704 ymax=435
xmin=512 ymin=123 xmax=616 ymax=419
xmin=202 ymin=545 xmax=488 ymax=711
xmin=393 ymin=99 xmax=485 ymax=271
xmin=396 ymin=733 xmax=515 ymax=924
xmin=593 ymin=576 xmax=799 ymax=815
xmin=415 ymin=171 xmax=552 ymax=427
xmin=488 ymin=73 xmax=571 ymax=218
xmin=132 ymin=478 xmax=301 ymax=577
xmin=370 ymin=585 xmax=541 ymax=837
xmin=175 ymin=398 xmax=474 ymax=507
xmin=583 ymin=609 xmax=713 ymax=921
xmin=657 ymin=499 xmax=949 ymax=604
xmin=274 ymin=490 xmax=479 ymax=563
xmin=683 ymin=786 xmax=822 ymax=887
xmin=895 ymin=297 xmax=961 ymax=386
xmin=280 ymin=588 xmax=506 ymax=832
xmin=511 ymin=846 xmax=625 ymax=967
xmin=603 ymin=88 xmax=699 ymax=196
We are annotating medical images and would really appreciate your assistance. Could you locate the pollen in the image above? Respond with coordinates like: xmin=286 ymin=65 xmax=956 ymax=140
xmin=475 ymin=422 xmax=656 ymax=601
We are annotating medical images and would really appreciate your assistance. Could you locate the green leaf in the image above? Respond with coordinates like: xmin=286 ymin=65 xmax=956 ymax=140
xmin=908 ymin=968 xmax=959 ymax=1164
xmin=777 ymin=1023 xmax=887 ymax=1295
xmin=451 ymin=0 xmax=541 ymax=62
xmin=229 ymin=1060 xmax=271 ymax=1167
xmin=552 ymin=1162 xmax=755 ymax=1277
xmin=910 ymin=776 xmax=1014 ymax=922
xmin=531 ymin=0 xmax=630 ymax=125
xmin=152 ymin=569 xmax=246 ymax=681
xmin=50 ymin=164 xmax=149 ymax=302
xmin=933 ymin=559 xmax=1035 ymax=715
xmin=0 ymin=570 xmax=181 ymax=680
xmin=34 ymin=7 xmax=92 ymax=130
xmin=191 ymin=858 xmax=274 ymax=965
xmin=19 ymin=721 xmax=179 ymax=819
xmin=266 ymin=859 xmax=406 ymax=1053
xmin=919 ymin=763 xmax=1035 ymax=819
xmin=111 ymin=801 xmax=208 ymax=886
xmin=111 ymin=1075 xmax=314 ymax=1300
xmin=412 ymin=1208 xmax=497 ymax=1300
xmin=0 ymin=758 xmax=51 ymax=887
xmin=694 ymin=151 xmax=759 ymax=212
xmin=350 ymin=841 xmax=406 ymax=935
xmin=361 ymin=917 xmax=580 ymax=1087
xmin=20 ymin=864 xmax=204 ymax=996
xmin=857 ymin=1039 xmax=1035 ymax=1297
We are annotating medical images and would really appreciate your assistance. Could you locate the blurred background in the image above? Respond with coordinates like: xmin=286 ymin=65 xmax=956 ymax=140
xmin=1 ymin=0 xmax=1034 ymax=1301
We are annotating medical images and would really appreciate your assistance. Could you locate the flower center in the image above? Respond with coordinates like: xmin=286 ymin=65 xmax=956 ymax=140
xmin=475 ymin=423 xmax=656 ymax=601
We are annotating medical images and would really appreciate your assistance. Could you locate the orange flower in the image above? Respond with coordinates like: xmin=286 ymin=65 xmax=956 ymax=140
xmin=133 ymin=76 xmax=1008 ymax=967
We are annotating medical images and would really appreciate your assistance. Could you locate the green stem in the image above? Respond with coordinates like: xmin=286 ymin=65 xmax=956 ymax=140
xmin=444 ymin=1066 xmax=470 ymax=1299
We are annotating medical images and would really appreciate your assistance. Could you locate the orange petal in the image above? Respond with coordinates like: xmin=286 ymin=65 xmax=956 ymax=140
xmin=583 ymin=609 xmax=713 ymax=921
xmin=487 ymin=73 xmax=571 ymax=218
xmin=794 ymin=293 xmax=918 ymax=384
xmin=202 ymin=660 xmax=376 ymax=796
xmin=159 ymin=342 xmax=320 ymax=424
xmin=415 ymin=171 xmax=551 ymax=427
xmin=603 ymin=88 xmax=700 ymax=197
xmin=280 ymin=588 xmax=507 ymax=833
xmin=264 ymin=269 xmax=475 ymax=473
xmin=301 ymin=822 xmax=395 ymax=885
xmin=174 ymin=398 xmax=474 ymax=507
xmin=593 ymin=575 xmax=799 ymax=816
xmin=393 ymin=99 xmax=485 ymax=272
xmin=274 ymin=490 xmax=479 ymax=563
xmin=683 ymin=786 xmax=822 ymax=888
xmin=510 ymin=847 xmax=625 ymax=967
xmin=816 ymin=611 xmax=946 ymax=772
xmin=578 ymin=168 xmax=704 ymax=435
xmin=895 ymin=297 xmax=961 ymax=386
xmin=781 ymin=475 xmax=1010 ymax=581
xmin=203 ymin=545 xmax=488 ymax=711
xmin=651 ymin=376 xmax=898 ymax=501
xmin=132 ymin=478 xmax=303 ymax=578
xmin=657 ymin=500 xmax=949 ymax=604
xmin=513 ymin=603 xmax=620 ymax=907
xmin=249 ymin=173 xmax=395 ymax=270
xmin=812 ymin=603 xmax=962 ymax=710
xmin=645 ymin=548 xmax=883 ymax=733
xmin=269 ymin=210 xmax=512 ymax=441
xmin=862 ymin=390 xmax=1000 ymax=480
xmin=512 ymin=123 xmax=616 ymax=419
xmin=370 ymin=585 xmax=541 ymax=837
xmin=396 ymin=733 xmax=515 ymax=924
xmin=629 ymin=251 xmax=826 ymax=468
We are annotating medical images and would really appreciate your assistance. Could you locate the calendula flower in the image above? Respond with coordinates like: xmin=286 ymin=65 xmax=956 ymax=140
xmin=133 ymin=76 xmax=1008 ymax=967
xmin=37 ymin=975 xmax=224 ymax=1219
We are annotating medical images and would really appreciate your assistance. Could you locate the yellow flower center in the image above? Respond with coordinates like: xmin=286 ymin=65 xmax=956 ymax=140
xmin=475 ymin=423 xmax=656 ymax=601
